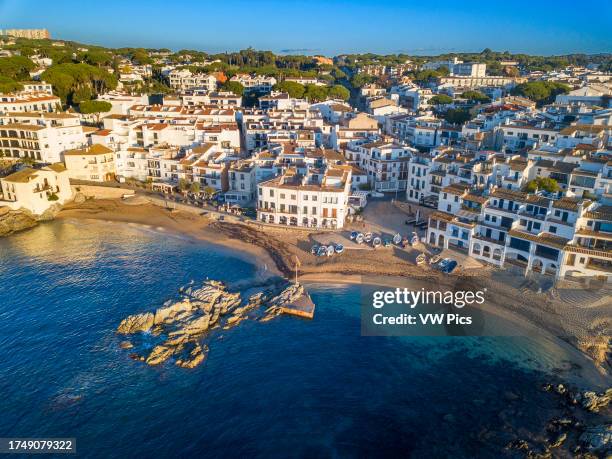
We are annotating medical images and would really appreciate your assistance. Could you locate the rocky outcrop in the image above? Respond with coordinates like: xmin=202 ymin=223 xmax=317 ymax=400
xmin=579 ymin=424 xmax=612 ymax=454
xmin=117 ymin=312 xmax=154 ymax=334
xmin=0 ymin=203 xmax=63 ymax=237
xmin=578 ymin=336 xmax=611 ymax=374
xmin=117 ymin=279 xmax=308 ymax=369
xmin=0 ymin=207 xmax=37 ymax=236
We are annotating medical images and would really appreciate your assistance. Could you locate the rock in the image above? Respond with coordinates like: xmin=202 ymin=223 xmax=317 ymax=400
xmin=176 ymin=343 xmax=208 ymax=369
xmin=579 ymin=424 xmax=612 ymax=453
xmin=0 ymin=208 xmax=38 ymax=237
xmin=556 ymin=384 xmax=567 ymax=395
xmin=504 ymin=390 xmax=520 ymax=401
xmin=117 ymin=279 xmax=312 ymax=370
xmin=508 ymin=439 xmax=530 ymax=450
xmin=153 ymin=299 xmax=194 ymax=325
xmin=182 ymin=314 xmax=211 ymax=336
xmin=145 ymin=345 xmax=175 ymax=366
xmin=550 ymin=432 xmax=567 ymax=448
xmin=72 ymin=192 xmax=86 ymax=204
xmin=117 ymin=312 xmax=154 ymax=334
xmin=119 ymin=341 xmax=133 ymax=349
xmin=581 ymin=389 xmax=612 ymax=413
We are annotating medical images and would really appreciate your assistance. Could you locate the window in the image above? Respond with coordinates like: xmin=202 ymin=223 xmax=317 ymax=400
xmin=312 ymin=195 xmax=317 ymax=202
xmin=269 ymin=190 xmax=274 ymax=197
xmin=549 ymin=226 xmax=557 ymax=234
xmin=304 ymin=195 xmax=308 ymax=201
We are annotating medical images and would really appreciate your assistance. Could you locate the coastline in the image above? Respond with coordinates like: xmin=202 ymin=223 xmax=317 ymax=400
xmin=55 ymin=198 xmax=611 ymax=384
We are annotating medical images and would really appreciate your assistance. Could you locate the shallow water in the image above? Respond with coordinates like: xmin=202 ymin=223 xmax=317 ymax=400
xmin=0 ymin=220 xmax=599 ymax=457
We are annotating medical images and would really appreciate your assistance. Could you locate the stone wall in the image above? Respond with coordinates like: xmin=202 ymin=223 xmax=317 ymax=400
xmin=71 ymin=185 xmax=135 ymax=200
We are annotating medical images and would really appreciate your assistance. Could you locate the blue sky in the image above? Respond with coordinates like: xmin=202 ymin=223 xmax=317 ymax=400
xmin=1 ymin=0 xmax=610 ymax=55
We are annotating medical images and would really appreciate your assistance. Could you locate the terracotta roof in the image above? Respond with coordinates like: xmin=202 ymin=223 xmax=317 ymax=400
xmin=64 ymin=144 xmax=113 ymax=156
xmin=2 ymin=168 xmax=37 ymax=183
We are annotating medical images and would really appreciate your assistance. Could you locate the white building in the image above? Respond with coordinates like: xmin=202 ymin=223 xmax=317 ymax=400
xmin=258 ymin=166 xmax=352 ymax=229
xmin=0 ymin=163 xmax=72 ymax=215
xmin=168 ymin=69 xmax=217 ymax=91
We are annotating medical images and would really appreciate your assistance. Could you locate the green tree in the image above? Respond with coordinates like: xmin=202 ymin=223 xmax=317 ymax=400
xmin=221 ymin=80 xmax=244 ymax=96
xmin=350 ymin=73 xmax=375 ymax=88
xmin=331 ymin=67 xmax=347 ymax=80
xmin=443 ymin=108 xmax=472 ymax=125
xmin=511 ymin=81 xmax=570 ymax=106
xmin=328 ymin=84 xmax=350 ymax=101
xmin=461 ymin=90 xmax=490 ymax=103
xmin=178 ymin=178 xmax=189 ymax=193
xmin=0 ymin=55 xmax=35 ymax=80
xmin=523 ymin=177 xmax=560 ymax=193
xmin=273 ymin=81 xmax=305 ymax=98
xmin=304 ymin=84 xmax=329 ymax=102
xmin=429 ymin=94 xmax=453 ymax=105
xmin=190 ymin=182 xmax=201 ymax=194
xmin=79 ymin=100 xmax=112 ymax=123
xmin=0 ymin=76 xmax=23 ymax=93
xmin=41 ymin=63 xmax=118 ymax=105
xmin=82 ymin=50 xmax=113 ymax=67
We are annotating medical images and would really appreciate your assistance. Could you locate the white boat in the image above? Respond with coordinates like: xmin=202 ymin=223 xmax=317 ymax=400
xmin=410 ymin=232 xmax=419 ymax=245
xmin=335 ymin=244 xmax=344 ymax=254
xmin=317 ymin=246 xmax=328 ymax=257
xmin=372 ymin=237 xmax=381 ymax=247
xmin=364 ymin=232 xmax=373 ymax=243
xmin=429 ymin=255 xmax=441 ymax=265
xmin=327 ymin=245 xmax=335 ymax=256
xmin=355 ymin=233 xmax=364 ymax=244
xmin=416 ymin=253 xmax=426 ymax=265
xmin=392 ymin=233 xmax=402 ymax=245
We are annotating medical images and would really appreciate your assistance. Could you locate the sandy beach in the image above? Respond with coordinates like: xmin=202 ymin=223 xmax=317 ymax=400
xmin=56 ymin=198 xmax=611 ymax=382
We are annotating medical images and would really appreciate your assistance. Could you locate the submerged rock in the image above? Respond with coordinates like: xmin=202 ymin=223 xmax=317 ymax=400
xmin=579 ymin=424 xmax=612 ymax=453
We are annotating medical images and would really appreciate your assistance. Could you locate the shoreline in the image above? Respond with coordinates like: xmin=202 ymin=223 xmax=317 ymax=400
xmin=55 ymin=198 xmax=611 ymax=386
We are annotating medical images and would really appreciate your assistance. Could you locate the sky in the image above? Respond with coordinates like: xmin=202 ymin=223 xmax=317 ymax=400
xmin=1 ymin=0 xmax=610 ymax=56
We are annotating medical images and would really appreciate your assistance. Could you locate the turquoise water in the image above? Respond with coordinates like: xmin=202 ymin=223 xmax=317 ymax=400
xmin=0 ymin=220 xmax=595 ymax=457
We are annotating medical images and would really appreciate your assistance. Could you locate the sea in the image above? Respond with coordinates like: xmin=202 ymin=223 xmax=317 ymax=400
xmin=0 ymin=219 xmax=602 ymax=458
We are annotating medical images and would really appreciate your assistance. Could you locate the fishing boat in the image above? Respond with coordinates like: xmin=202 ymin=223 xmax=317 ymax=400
xmin=326 ymin=245 xmax=335 ymax=256
xmin=372 ymin=236 xmax=382 ymax=247
xmin=311 ymin=245 xmax=319 ymax=255
xmin=416 ymin=253 xmax=426 ymax=265
xmin=438 ymin=258 xmax=451 ymax=269
xmin=334 ymin=244 xmax=344 ymax=254
xmin=355 ymin=233 xmax=364 ymax=244
xmin=364 ymin=232 xmax=373 ymax=243
xmin=392 ymin=233 xmax=402 ymax=245
xmin=350 ymin=231 xmax=358 ymax=240
xmin=429 ymin=254 xmax=441 ymax=265
xmin=317 ymin=246 xmax=328 ymax=257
